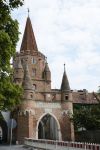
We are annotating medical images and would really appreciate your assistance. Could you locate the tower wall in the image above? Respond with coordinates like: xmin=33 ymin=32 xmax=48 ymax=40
xmin=13 ymin=16 xmax=74 ymax=143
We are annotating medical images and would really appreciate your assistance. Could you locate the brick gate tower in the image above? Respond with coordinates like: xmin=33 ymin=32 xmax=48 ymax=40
xmin=13 ymin=16 xmax=74 ymax=143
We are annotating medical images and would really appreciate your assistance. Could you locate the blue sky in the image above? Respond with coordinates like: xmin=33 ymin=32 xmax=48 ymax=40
xmin=12 ymin=0 xmax=100 ymax=92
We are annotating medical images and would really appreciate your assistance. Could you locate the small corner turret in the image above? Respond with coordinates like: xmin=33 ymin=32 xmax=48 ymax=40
xmin=13 ymin=57 xmax=24 ymax=84
xmin=60 ymin=64 xmax=74 ymax=141
xmin=22 ymin=64 xmax=33 ymax=90
xmin=22 ymin=63 xmax=34 ymax=101
xmin=43 ymin=57 xmax=51 ymax=82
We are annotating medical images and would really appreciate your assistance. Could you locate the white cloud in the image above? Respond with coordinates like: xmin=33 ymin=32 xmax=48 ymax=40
xmin=12 ymin=0 xmax=100 ymax=91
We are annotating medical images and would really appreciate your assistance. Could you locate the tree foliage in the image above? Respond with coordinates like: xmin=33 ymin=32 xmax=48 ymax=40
xmin=0 ymin=0 xmax=24 ymax=110
xmin=72 ymin=88 xmax=100 ymax=131
xmin=0 ymin=75 xmax=23 ymax=110
xmin=72 ymin=104 xmax=100 ymax=131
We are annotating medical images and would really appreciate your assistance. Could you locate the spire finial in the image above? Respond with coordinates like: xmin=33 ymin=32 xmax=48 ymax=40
xmin=27 ymin=8 xmax=30 ymax=16
xmin=64 ymin=63 xmax=66 ymax=71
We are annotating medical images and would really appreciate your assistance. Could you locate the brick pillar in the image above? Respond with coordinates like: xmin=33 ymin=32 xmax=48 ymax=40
xmin=17 ymin=111 xmax=34 ymax=144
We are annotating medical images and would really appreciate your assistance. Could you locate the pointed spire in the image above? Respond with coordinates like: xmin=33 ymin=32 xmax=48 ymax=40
xmin=20 ymin=16 xmax=38 ymax=54
xmin=61 ymin=64 xmax=70 ymax=91
xmin=22 ymin=64 xmax=33 ymax=90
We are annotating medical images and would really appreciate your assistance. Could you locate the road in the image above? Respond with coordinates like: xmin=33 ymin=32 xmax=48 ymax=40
xmin=0 ymin=145 xmax=28 ymax=150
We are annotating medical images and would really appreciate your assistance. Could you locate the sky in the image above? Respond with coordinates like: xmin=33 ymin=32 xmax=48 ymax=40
xmin=12 ymin=0 xmax=100 ymax=92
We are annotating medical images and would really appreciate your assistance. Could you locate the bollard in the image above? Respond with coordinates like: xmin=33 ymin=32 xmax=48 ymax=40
xmin=84 ymin=143 xmax=86 ymax=150
xmin=16 ymin=141 xmax=18 ymax=145
xmin=55 ymin=140 xmax=57 ymax=150
xmin=45 ymin=140 xmax=47 ymax=150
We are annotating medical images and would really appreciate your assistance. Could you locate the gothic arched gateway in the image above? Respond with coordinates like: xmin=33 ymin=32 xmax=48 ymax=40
xmin=37 ymin=113 xmax=61 ymax=140
xmin=38 ymin=114 xmax=58 ymax=140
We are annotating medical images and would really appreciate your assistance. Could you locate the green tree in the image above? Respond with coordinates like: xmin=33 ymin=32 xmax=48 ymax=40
xmin=72 ymin=104 xmax=100 ymax=131
xmin=0 ymin=0 xmax=24 ymax=110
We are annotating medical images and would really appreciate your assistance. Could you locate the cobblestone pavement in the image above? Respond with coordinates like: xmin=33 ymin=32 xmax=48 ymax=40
xmin=0 ymin=145 xmax=28 ymax=150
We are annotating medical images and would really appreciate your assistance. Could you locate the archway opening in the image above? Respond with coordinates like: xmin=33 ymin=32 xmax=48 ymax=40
xmin=38 ymin=114 xmax=59 ymax=140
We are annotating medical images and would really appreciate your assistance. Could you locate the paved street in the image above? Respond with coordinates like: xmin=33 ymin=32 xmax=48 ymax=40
xmin=0 ymin=145 xmax=28 ymax=150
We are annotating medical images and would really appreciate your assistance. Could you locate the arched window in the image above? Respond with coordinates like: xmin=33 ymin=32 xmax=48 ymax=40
xmin=32 ymin=57 xmax=36 ymax=64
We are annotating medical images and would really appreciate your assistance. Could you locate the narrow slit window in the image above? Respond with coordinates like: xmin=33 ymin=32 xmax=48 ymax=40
xmin=32 ymin=57 xmax=36 ymax=64
xmin=32 ymin=68 xmax=36 ymax=77
xmin=65 ymin=95 xmax=68 ymax=100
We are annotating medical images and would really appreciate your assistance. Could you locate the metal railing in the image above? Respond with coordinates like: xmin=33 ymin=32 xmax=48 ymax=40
xmin=24 ymin=138 xmax=100 ymax=150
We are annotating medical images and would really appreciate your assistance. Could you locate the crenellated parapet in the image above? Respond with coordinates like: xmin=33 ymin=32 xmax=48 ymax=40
xmin=18 ymin=109 xmax=35 ymax=116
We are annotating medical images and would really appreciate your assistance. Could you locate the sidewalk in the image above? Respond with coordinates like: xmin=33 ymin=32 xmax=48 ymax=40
xmin=0 ymin=145 xmax=27 ymax=150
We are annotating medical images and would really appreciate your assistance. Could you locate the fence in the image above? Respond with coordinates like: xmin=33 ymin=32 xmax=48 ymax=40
xmin=24 ymin=138 xmax=100 ymax=150
xmin=75 ymin=130 xmax=100 ymax=144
